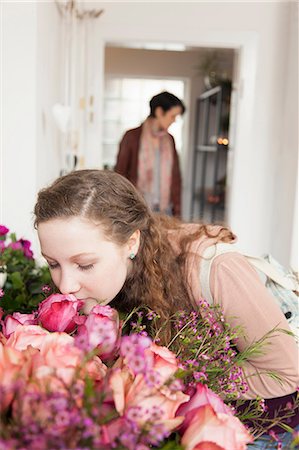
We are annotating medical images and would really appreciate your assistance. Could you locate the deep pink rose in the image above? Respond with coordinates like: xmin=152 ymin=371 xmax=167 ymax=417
xmin=8 ymin=242 xmax=22 ymax=251
xmin=37 ymin=293 xmax=83 ymax=333
xmin=8 ymin=239 xmax=33 ymax=259
xmin=181 ymin=404 xmax=252 ymax=450
xmin=19 ymin=239 xmax=34 ymax=259
xmin=0 ymin=225 xmax=9 ymax=236
xmin=1 ymin=312 xmax=38 ymax=338
xmin=76 ymin=305 xmax=121 ymax=359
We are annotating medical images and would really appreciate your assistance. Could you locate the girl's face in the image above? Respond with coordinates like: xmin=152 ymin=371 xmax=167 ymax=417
xmin=37 ymin=217 xmax=140 ymax=311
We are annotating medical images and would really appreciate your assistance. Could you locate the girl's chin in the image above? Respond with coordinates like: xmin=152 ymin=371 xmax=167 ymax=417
xmin=82 ymin=297 xmax=111 ymax=314
xmin=82 ymin=298 xmax=98 ymax=314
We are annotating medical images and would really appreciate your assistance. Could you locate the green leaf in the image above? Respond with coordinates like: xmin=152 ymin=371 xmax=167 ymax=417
xmin=10 ymin=272 xmax=24 ymax=289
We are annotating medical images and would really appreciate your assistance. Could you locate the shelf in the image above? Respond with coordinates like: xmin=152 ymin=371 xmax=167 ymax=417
xmin=191 ymin=83 xmax=231 ymax=222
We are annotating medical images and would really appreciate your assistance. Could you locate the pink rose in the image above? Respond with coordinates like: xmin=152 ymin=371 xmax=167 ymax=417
xmin=146 ymin=343 xmax=180 ymax=382
xmin=37 ymin=293 xmax=83 ymax=333
xmin=32 ymin=332 xmax=83 ymax=385
xmin=19 ymin=239 xmax=34 ymax=259
xmin=178 ymin=384 xmax=233 ymax=432
xmin=5 ymin=324 xmax=50 ymax=351
xmin=181 ymin=404 xmax=252 ymax=450
xmin=0 ymin=225 xmax=9 ymax=236
xmin=1 ymin=312 xmax=38 ymax=338
xmin=7 ymin=239 xmax=34 ymax=259
xmin=109 ymin=344 xmax=189 ymax=433
xmin=0 ymin=342 xmax=25 ymax=411
xmin=76 ymin=305 xmax=121 ymax=359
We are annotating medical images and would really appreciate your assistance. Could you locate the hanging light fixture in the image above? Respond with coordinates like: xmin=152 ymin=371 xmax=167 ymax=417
xmin=53 ymin=0 xmax=104 ymax=174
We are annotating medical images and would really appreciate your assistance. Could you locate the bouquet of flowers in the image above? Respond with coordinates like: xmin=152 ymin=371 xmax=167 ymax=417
xmin=0 ymin=293 xmax=253 ymax=450
xmin=0 ymin=225 xmax=52 ymax=314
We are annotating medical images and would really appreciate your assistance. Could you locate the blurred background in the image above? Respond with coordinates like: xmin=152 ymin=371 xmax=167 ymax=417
xmin=1 ymin=0 xmax=298 ymax=269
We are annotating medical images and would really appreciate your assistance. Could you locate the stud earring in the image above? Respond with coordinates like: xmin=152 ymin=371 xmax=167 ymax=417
xmin=129 ymin=253 xmax=135 ymax=260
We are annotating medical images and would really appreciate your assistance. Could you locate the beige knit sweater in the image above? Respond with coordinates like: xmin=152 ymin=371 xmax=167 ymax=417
xmin=180 ymin=225 xmax=299 ymax=400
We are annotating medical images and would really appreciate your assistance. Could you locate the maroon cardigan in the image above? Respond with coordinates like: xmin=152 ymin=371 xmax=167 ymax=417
xmin=115 ymin=125 xmax=182 ymax=217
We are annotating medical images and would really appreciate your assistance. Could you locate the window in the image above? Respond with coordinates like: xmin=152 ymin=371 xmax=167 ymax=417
xmin=103 ymin=77 xmax=185 ymax=168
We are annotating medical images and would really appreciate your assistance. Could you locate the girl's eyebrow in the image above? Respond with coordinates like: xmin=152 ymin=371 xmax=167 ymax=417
xmin=41 ymin=252 xmax=97 ymax=261
xmin=69 ymin=253 xmax=97 ymax=262
xmin=41 ymin=252 xmax=55 ymax=260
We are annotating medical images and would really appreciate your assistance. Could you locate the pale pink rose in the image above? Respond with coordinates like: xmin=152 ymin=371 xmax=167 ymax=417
xmin=0 ymin=342 xmax=25 ymax=410
xmin=37 ymin=293 xmax=83 ymax=333
xmin=1 ymin=312 xmax=38 ymax=338
xmin=35 ymin=332 xmax=81 ymax=384
xmin=6 ymin=324 xmax=49 ymax=351
xmin=109 ymin=366 xmax=188 ymax=432
xmin=76 ymin=305 xmax=121 ymax=359
xmin=178 ymin=384 xmax=233 ymax=432
xmin=146 ymin=343 xmax=180 ymax=382
xmin=181 ymin=404 xmax=253 ymax=450
xmin=84 ymin=355 xmax=107 ymax=382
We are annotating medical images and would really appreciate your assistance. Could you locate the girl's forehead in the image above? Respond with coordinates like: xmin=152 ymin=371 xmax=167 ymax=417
xmin=38 ymin=217 xmax=106 ymax=239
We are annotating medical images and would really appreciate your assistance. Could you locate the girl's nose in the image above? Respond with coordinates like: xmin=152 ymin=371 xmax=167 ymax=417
xmin=58 ymin=271 xmax=80 ymax=295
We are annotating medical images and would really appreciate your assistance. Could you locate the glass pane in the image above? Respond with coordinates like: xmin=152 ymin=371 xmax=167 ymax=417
xmin=103 ymin=99 xmax=121 ymax=121
xmin=103 ymin=121 xmax=121 ymax=142
xmin=121 ymin=99 xmax=141 ymax=121
xmin=122 ymin=79 xmax=142 ymax=100
xmin=104 ymin=78 xmax=121 ymax=99
xmin=103 ymin=143 xmax=118 ymax=168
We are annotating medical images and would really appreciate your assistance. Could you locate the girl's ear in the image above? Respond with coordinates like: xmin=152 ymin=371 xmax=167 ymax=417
xmin=127 ymin=229 xmax=141 ymax=258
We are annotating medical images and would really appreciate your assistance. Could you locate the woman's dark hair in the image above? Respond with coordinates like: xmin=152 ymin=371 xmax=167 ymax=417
xmin=149 ymin=91 xmax=186 ymax=117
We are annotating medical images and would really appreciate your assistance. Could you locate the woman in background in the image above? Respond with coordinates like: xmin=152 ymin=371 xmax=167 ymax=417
xmin=115 ymin=91 xmax=185 ymax=217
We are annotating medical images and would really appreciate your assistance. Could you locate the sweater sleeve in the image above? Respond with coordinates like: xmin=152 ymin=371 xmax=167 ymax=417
xmin=170 ymin=135 xmax=182 ymax=217
xmin=115 ymin=132 xmax=131 ymax=178
xmin=209 ymin=252 xmax=299 ymax=399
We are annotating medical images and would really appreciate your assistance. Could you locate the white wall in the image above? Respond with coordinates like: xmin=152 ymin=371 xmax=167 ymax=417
xmin=1 ymin=1 xmax=61 ymax=255
xmin=270 ymin=2 xmax=298 ymax=268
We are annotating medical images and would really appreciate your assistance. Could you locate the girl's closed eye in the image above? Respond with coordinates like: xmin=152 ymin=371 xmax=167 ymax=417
xmin=47 ymin=261 xmax=59 ymax=270
xmin=78 ymin=264 xmax=94 ymax=271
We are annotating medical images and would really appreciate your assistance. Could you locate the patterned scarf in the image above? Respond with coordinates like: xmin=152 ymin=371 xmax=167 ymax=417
xmin=137 ymin=117 xmax=173 ymax=212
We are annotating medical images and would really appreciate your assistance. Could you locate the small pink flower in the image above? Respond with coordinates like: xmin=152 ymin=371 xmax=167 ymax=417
xmin=76 ymin=305 xmax=121 ymax=360
xmin=42 ymin=285 xmax=51 ymax=294
xmin=0 ymin=289 xmax=4 ymax=298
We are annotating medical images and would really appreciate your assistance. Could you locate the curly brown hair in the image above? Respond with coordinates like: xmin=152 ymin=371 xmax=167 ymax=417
xmin=34 ymin=169 xmax=234 ymax=343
